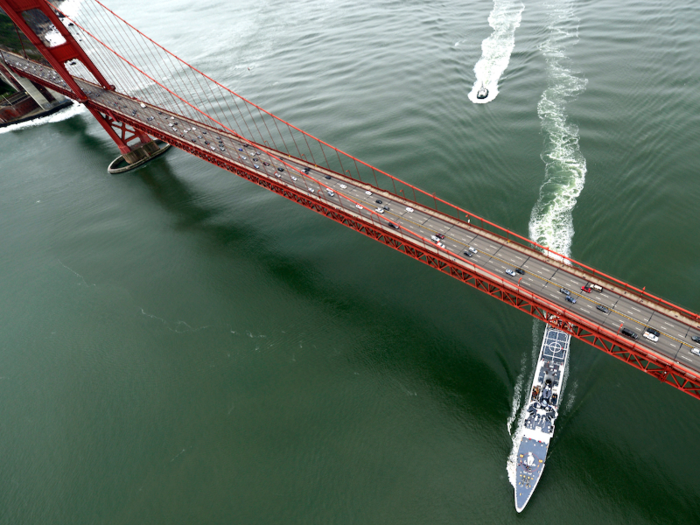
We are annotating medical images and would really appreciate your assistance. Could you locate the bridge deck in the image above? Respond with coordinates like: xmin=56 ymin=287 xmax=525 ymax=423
xmin=5 ymin=52 xmax=700 ymax=396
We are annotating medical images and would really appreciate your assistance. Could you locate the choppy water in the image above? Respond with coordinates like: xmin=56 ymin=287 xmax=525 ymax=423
xmin=2 ymin=0 xmax=700 ymax=523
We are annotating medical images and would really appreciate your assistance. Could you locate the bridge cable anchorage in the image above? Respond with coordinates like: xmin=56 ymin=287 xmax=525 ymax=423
xmin=9 ymin=0 xmax=700 ymax=399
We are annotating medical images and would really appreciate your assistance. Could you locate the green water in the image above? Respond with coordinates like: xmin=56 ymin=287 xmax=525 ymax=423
xmin=1 ymin=0 xmax=700 ymax=523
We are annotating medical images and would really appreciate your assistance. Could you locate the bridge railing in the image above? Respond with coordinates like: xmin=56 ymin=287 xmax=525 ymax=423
xmin=51 ymin=0 xmax=699 ymax=326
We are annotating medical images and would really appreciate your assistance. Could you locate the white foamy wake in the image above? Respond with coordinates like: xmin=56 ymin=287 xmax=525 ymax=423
xmin=528 ymin=0 xmax=587 ymax=260
xmin=506 ymin=0 xmax=587 ymax=488
xmin=468 ymin=0 xmax=524 ymax=104
xmin=0 ymin=101 xmax=84 ymax=135
xmin=506 ymin=352 xmax=527 ymax=435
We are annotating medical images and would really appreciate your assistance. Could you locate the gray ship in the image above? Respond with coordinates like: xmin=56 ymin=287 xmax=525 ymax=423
xmin=514 ymin=324 xmax=571 ymax=512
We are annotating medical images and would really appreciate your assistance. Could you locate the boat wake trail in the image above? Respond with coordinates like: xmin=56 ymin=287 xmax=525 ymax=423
xmin=0 ymin=102 xmax=83 ymax=135
xmin=528 ymin=0 xmax=587 ymax=260
xmin=468 ymin=0 xmax=524 ymax=104
xmin=506 ymin=0 xmax=587 ymax=490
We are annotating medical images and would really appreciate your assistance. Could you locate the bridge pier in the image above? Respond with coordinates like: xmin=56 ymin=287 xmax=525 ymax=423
xmin=85 ymin=106 xmax=171 ymax=173
xmin=107 ymin=138 xmax=171 ymax=174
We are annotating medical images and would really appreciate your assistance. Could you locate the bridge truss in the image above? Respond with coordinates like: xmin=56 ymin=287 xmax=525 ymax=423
xmin=1 ymin=0 xmax=699 ymax=400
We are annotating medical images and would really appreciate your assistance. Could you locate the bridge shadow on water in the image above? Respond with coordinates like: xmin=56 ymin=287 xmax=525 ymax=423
xmin=125 ymin=158 xmax=696 ymax=519
xmin=132 ymin=158 xmax=512 ymax=415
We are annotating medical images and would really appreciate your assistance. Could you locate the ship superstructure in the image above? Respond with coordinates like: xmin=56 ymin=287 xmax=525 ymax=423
xmin=514 ymin=324 xmax=571 ymax=512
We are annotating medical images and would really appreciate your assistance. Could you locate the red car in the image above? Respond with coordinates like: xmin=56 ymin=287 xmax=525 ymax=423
xmin=581 ymin=285 xmax=592 ymax=293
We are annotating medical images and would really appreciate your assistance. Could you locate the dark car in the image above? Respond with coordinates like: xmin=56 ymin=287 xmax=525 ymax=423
xmin=436 ymin=234 xmax=445 ymax=240
xmin=621 ymin=327 xmax=638 ymax=340
xmin=375 ymin=200 xmax=383 ymax=204
xmin=565 ymin=296 xmax=577 ymax=304
xmin=277 ymin=167 xmax=285 ymax=172
xmin=463 ymin=251 xmax=473 ymax=258
xmin=515 ymin=268 xmax=525 ymax=275
xmin=596 ymin=305 xmax=610 ymax=314
xmin=691 ymin=335 xmax=700 ymax=344
xmin=388 ymin=223 xmax=398 ymax=229
xmin=324 ymin=175 xmax=331 ymax=180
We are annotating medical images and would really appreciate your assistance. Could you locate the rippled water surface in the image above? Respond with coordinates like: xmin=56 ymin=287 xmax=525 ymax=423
xmin=2 ymin=0 xmax=700 ymax=523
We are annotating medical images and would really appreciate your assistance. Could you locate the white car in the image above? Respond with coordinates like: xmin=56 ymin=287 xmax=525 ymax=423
xmin=339 ymin=184 xmax=347 ymax=189
xmin=308 ymin=188 xmax=315 ymax=193
xmin=365 ymin=191 xmax=372 ymax=196
xmin=406 ymin=207 xmax=414 ymax=213
xmin=140 ymin=103 xmax=146 ymax=108
xmin=505 ymin=269 xmax=516 ymax=277
xmin=375 ymin=207 xmax=385 ymax=214
xmin=643 ymin=328 xmax=660 ymax=343
xmin=327 ymin=191 xmax=335 ymax=197
xmin=355 ymin=204 xmax=363 ymax=210
xmin=692 ymin=348 xmax=700 ymax=357
xmin=431 ymin=235 xmax=440 ymax=242
xmin=468 ymin=246 xmax=478 ymax=254
xmin=437 ymin=242 xmax=445 ymax=248
xmin=291 ymin=176 xmax=298 ymax=181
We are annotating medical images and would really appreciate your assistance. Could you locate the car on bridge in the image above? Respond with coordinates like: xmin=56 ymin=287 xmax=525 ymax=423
xmin=691 ymin=335 xmax=700 ymax=344
xmin=621 ymin=328 xmax=638 ymax=340
xmin=560 ymin=288 xmax=571 ymax=296
xmin=692 ymin=348 xmax=700 ymax=357
xmin=643 ymin=327 xmax=660 ymax=343
xmin=565 ymin=296 xmax=577 ymax=304
xmin=468 ymin=247 xmax=478 ymax=255
xmin=515 ymin=268 xmax=525 ymax=275
xmin=505 ymin=269 xmax=516 ymax=277
xmin=463 ymin=251 xmax=472 ymax=257
xmin=431 ymin=235 xmax=441 ymax=243
xmin=596 ymin=305 xmax=610 ymax=314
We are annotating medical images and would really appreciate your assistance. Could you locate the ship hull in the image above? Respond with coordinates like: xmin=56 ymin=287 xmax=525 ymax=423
xmin=512 ymin=324 xmax=570 ymax=512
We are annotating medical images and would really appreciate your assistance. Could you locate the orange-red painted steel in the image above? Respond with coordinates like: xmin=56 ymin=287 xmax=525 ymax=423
xmin=4 ymin=2 xmax=700 ymax=401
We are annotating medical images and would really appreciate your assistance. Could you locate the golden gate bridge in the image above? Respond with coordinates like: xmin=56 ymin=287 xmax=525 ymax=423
xmin=2 ymin=0 xmax=700 ymax=400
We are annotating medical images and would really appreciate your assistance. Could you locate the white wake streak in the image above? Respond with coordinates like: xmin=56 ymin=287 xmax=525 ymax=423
xmin=0 ymin=102 xmax=84 ymax=135
xmin=507 ymin=0 xmax=587 ymax=489
xmin=468 ymin=0 xmax=524 ymax=104
xmin=529 ymin=0 xmax=587 ymax=260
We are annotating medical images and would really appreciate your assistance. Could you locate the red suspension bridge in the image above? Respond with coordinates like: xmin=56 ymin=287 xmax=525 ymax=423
xmin=2 ymin=0 xmax=700 ymax=400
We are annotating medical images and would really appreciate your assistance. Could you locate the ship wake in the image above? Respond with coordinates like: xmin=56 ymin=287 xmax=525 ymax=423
xmin=506 ymin=0 xmax=586 ymax=492
xmin=0 ymin=102 xmax=83 ymax=135
xmin=528 ymin=0 xmax=587 ymax=260
xmin=468 ymin=0 xmax=524 ymax=104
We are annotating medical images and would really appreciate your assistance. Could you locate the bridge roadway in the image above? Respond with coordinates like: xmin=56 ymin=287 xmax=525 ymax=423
xmin=5 ymin=53 xmax=700 ymax=393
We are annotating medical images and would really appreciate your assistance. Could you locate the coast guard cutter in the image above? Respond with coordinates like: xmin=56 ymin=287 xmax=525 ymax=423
xmin=514 ymin=324 xmax=571 ymax=512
